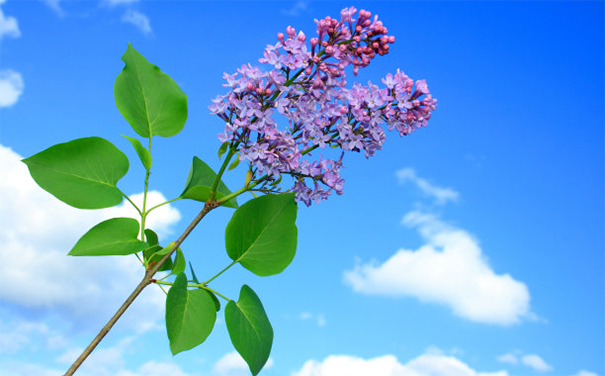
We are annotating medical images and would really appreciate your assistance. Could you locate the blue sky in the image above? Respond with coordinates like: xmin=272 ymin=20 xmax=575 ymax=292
xmin=0 ymin=1 xmax=603 ymax=376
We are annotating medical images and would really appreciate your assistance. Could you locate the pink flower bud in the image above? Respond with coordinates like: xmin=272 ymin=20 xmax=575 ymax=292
xmin=310 ymin=38 xmax=318 ymax=47
xmin=353 ymin=35 xmax=361 ymax=42
xmin=339 ymin=106 xmax=348 ymax=114
xmin=286 ymin=26 xmax=296 ymax=37
xmin=256 ymin=88 xmax=264 ymax=95
xmin=388 ymin=36 xmax=395 ymax=43
xmin=325 ymin=46 xmax=334 ymax=54
xmin=277 ymin=32 xmax=285 ymax=42
xmin=363 ymin=19 xmax=371 ymax=27
xmin=305 ymin=67 xmax=313 ymax=76
xmin=297 ymin=31 xmax=306 ymax=42
xmin=313 ymin=76 xmax=323 ymax=88
xmin=265 ymin=88 xmax=272 ymax=95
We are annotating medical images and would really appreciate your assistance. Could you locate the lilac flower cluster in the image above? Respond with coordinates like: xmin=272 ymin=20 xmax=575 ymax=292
xmin=209 ymin=6 xmax=437 ymax=206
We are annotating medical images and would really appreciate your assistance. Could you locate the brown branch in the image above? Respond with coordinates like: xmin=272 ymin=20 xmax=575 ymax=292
xmin=63 ymin=202 xmax=216 ymax=376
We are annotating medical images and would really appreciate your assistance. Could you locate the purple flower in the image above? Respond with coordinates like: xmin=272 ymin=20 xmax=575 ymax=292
xmin=208 ymin=6 xmax=437 ymax=206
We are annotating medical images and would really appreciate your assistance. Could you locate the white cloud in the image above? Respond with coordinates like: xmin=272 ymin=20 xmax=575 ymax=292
xmin=0 ymin=68 xmax=23 ymax=107
xmin=521 ymin=354 xmax=553 ymax=372
xmin=122 ymin=9 xmax=152 ymax=35
xmin=0 ymin=144 xmax=180 ymax=330
xmin=344 ymin=210 xmax=531 ymax=325
xmin=570 ymin=371 xmax=600 ymax=376
xmin=397 ymin=168 xmax=459 ymax=205
xmin=299 ymin=312 xmax=327 ymax=327
xmin=496 ymin=353 xmax=518 ymax=364
xmin=292 ymin=352 xmax=510 ymax=376
xmin=0 ymin=0 xmax=20 ymax=39
xmin=213 ymin=351 xmax=274 ymax=376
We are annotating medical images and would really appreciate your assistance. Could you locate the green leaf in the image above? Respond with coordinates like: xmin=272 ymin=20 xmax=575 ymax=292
xmin=189 ymin=262 xmax=220 ymax=311
xmin=114 ymin=44 xmax=188 ymax=138
xmin=225 ymin=193 xmax=297 ymax=276
xmin=228 ymin=155 xmax=240 ymax=171
xmin=22 ymin=137 xmax=128 ymax=209
xmin=166 ymin=273 xmax=216 ymax=355
xmin=171 ymin=248 xmax=186 ymax=275
xmin=180 ymin=157 xmax=238 ymax=208
xmin=69 ymin=218 xmax=147 ymax=256
xmin=144 ymin=229 xmax=159 ymax=246
xmin=123 ymin=135 xmax=152 ymax=171
xmin=218 ymin=142 xmax=229 ymax=160
xmin=225 ymin=285 xmax=273 ymax=376
xmin=147 ymin=242 xmax=176 ymax=271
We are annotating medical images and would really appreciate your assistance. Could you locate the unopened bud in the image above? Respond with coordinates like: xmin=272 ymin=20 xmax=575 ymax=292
xmin=286 ymin=25 xmax=296 ymax=37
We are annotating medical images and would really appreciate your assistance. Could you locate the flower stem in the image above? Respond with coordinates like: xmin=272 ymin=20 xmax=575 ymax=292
xmin=62 ymin=202 xmax=216 ymax=376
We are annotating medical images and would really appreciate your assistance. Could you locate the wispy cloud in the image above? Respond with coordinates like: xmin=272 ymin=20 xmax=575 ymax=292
xmin=496 ymin=352 xmax=519 ymax=365
xmin=521 ymin=354 xmax=553 ymax=372
xmin=122 ymin=9 xmax=152 ymax=35
xmin=41 ymin=0 xmax=64 ymax=17
xmin=282 ymin=0 xmax=309 ymax=17
xmin=344 ymin=210 xmax=531 ymax=326
xmin=570 ymin=371 xmax=600 ymax=376
xmin=0 ymin=69 xmax=23 ymax=108
xmin=0 ymin=1 xmax=23 ymax=108
xmin=299 ymin=312 xmax=327 ymax=327
xmin=0 ymin=0 xmax=20 ymax=39
xmin=497 ymin=352 xmax=554 ymax=373
xmin=397 ymin=168 xmax=459 ymax=205
xmin=103 ymin=0 xmax=140 ymax=6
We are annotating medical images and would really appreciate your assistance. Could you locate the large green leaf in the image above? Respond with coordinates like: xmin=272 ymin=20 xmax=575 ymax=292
xmin=180 ymin=157 xmax=238 ymax=208
xmin=123 ymin=135 xmax=152 ymax=171
xmin=166 ymin=273 xmax=216 ymax=355
xmin=225 ymin=285 xmax=273 ymax=376
xmin=225 ymin=193 xmax=297 ymax=276
xmin=114 ymin=44 xmax=188 ymax=138
xmin=69 ymin=218 xmax=147 ymax=256
xmin=22 ymin=137 xmax=129 ymax=209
